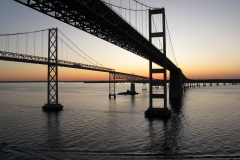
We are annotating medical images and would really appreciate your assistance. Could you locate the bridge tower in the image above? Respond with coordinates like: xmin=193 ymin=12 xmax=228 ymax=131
xmin=145 ymin=8 xmax=170 ymax=117
xmin=42 ymin=28 xmax=63 ymax=110
xmin=109 ymin=72 xmax=116 ymax=98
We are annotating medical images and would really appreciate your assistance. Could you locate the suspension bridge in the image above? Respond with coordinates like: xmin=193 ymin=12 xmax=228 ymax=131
xmin=1 ymin=0 xmax=240 ymax=117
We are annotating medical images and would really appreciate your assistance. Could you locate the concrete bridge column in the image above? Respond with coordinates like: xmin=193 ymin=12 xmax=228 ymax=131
xmin=169 ymin=70 xmax=182 ymax=99
xmin=130 ymin=83 xmax=135 ymax=92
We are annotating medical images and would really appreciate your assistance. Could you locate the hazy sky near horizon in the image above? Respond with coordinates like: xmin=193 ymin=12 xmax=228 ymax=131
xmin=0 ymin=0 xmax=240 ymax=81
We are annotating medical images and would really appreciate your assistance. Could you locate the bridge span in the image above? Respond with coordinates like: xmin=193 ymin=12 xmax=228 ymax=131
xmin=13 ymin=0 xmax=184 ymax=116
xmin=3 ymin=0 xmax=239 ymax=117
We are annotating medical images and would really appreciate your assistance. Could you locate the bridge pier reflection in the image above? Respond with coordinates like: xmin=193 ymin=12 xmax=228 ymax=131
xmin=145 ymin=98 xmax=184 ymax=154
xmin=169 ymin=69 xmax=183 ymax=99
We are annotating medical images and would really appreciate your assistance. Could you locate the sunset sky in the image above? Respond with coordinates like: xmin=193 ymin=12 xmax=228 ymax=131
xmin=0 ymin=0 xmax=240 ymax=81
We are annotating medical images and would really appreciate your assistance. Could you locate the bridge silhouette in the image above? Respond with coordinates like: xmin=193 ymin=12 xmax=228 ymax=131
xmin=1 ymin=0 xmax=239 ymax=117
xmin=0 ymin=27 xmax=152 ymax=108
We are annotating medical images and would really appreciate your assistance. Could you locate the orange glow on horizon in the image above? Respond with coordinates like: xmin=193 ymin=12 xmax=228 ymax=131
xmin=1 ymin=61 xmax=240 ymax=81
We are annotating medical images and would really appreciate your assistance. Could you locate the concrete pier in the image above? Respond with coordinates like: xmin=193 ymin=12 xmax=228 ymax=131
xmin=169 ymin=69 xmax=182 ymax=99
xmin=42 ymin=103 xmax=63 ymax=111
xmin=142 ymin=83 xmax=147 ymax=91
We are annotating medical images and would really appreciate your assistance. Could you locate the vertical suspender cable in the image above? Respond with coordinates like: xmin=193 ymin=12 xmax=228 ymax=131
xmin=67 ymin=40 xmax=69 ymax=61
xmin=139 ymin=5 xmax=141 ymax=34
xmin=129 ymin=0 xmax=131 ymax=24
xmin=16 ymin=35 xmax=18 ymax=53
xmin=34 ymin=32 xmax=36 ymax=56
xmin=26 ymin=33 xmax=28 ymax=55
xmin=6 ymin=36 xmax=7 ymax=52
xmin=120 ymin=0 xmax=122 ymax=15
xmin=7 ymin=35 xmax=9 ymax=52
xmin=66 ymin=40 xmax=67 ymax=61
xmin=42 ymin=31 xmax=43 ymax=57
xmin=16 ymin=35 xmax=17 ymax=53
xmin=18 ymin=35 xmax=20 ymax=53
xmin=119 ymin=1 xmax=121 ymax=14
xmin=17 ymin=34 xmax=19 ymax=53
xmin=125 ymin=4 xmax=126 ymax=20
xmin=141 ymin=5 xmax=143 ymax=35
xmin=146 ymin=7 xmax=147 ymax=38
xmin=166 ymin=16 xmax=178 ymax=66
xmin=135 ymin=2 xmax=137 ymax=30
xmin=61 ymin=33 xmax=63 ymax=60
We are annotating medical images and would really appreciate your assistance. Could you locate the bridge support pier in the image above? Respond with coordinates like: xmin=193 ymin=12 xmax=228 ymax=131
xmin=42 ymin=28 xmax=63 ymax=111
xmin=145 ymin=8 xmax=170 ymax=118
xmin=130 ymin=83 xmax=135 ymax=92
xmin=142 ymin=83 xmax=147 ymax=91
xmin=169 ymin=69 xmax=182 ymax=99
xmin=109 ymin=72 xmax=116 ymax=98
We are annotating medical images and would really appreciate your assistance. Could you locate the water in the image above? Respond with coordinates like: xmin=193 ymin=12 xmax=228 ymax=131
xmin=0 ymin=82 xmax=240 ymax=159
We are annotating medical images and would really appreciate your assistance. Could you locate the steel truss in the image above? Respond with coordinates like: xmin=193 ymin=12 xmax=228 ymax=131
xmin=47 ymin=28 xmax=59 ymax=106
xmin=0 ymin=51 xmax=150 ymax=82
xmin=40 ymin=28 xmax=63 ymax=110
xmin=0 ymin=51 xmax=114 ymax=72
xmin=14 ymin=0 xmax=179 ymax=72
xmin=109 ymin=72 xmax=116 ymax=98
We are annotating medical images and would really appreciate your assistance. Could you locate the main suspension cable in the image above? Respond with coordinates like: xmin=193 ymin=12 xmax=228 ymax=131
xmin=58 ymin=29 xmax=104 ymax=67
xmin=166 ymin=16 xmax=178 ymax=67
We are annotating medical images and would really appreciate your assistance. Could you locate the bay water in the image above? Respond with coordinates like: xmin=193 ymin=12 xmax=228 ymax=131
xmin=0 ymin=82 xmax=240 ymax=159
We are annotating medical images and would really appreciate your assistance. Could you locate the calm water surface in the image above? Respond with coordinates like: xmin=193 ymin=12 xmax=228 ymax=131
xmin=0 ymin=82 xmax=240 ymax=159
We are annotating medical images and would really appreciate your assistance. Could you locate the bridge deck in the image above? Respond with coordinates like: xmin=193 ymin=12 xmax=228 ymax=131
xmin=14 ymin=0 xmax=179 ymax=72
xmin=0 ymin=51 xmax=149 ymax=81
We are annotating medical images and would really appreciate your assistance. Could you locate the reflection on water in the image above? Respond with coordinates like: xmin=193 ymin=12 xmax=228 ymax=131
xmin=43 ymin=110 xmax=63 ymax=149
xmin=145 ymin=98 xmax=184 ymax=155
xmin=1 ymin=83 xmax=240 ymax=159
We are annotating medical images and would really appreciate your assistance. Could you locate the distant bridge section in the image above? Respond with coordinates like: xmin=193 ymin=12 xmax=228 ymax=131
xmin=0 ymin=51 xmax=114 ymax=72
xmin=0 ymin=51 xmax=149 ymax=81
xmin=186 ymin=79 xmax=240 ymax=84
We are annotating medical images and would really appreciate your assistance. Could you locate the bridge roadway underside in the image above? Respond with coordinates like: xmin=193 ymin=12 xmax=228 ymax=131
xmin=14 ymin=0 xmax=185 ymax=99
xmin=14 ymin=0 xmax=179 ymax=72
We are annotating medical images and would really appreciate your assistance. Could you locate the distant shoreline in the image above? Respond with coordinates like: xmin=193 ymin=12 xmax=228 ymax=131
xmin=0 ymin=81 xmax=85 ymax=83
xmin=0 ymin=81 xmax=142 ymax=83
xmin=1 ymin=79 xmax=240 ymax=83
